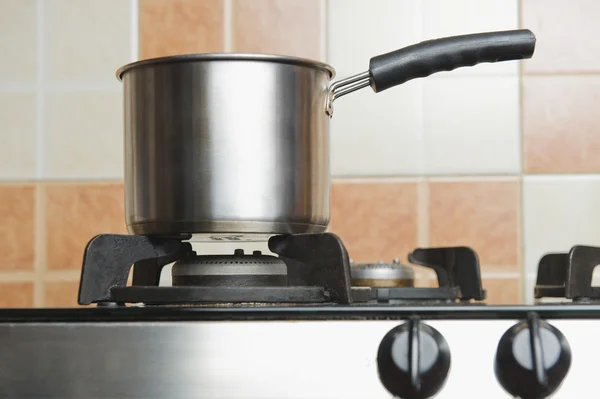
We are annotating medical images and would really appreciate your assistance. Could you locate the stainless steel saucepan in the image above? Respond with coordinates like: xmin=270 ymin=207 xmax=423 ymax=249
xmin=117 ymin=29 xmax=536 ymax=238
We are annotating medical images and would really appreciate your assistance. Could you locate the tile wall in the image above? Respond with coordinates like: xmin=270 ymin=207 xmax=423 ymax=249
xmin=0 ymin=0 xmax=598 ymax=307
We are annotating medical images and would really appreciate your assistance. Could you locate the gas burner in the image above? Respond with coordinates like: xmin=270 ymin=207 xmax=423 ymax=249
xmin=171 ymin=249 xmax=287 ymax=287
xmin=77 ymin=233 xmax=485 ymax=306
xmin=350 ymin=249 xmax=486 ymax=303
xmin=535 ymin=245 xmax=600 ymax=301
xmin=351 ymin=259 xmax=415 ymax=287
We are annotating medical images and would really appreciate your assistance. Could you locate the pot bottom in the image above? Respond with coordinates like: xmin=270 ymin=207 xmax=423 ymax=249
xmin=127 ymin=220 xmax=328 ymax=238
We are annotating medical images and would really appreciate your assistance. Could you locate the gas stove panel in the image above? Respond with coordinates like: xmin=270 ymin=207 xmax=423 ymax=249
xmin=0 ymin=319 xmax=597 ymax=398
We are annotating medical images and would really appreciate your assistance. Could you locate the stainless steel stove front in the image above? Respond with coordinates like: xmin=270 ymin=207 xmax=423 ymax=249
xmin=0 ymin=319 xmax=598 ymax=399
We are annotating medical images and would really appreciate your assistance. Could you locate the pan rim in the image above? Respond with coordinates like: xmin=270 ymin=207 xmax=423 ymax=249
xmin=116 ymin=53 xmax=336 ymax=81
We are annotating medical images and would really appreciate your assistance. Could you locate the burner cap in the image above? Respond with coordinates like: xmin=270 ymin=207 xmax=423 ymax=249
xmin=351 ymin=259 xmax=415 ymax=288
xmin=171 ymin=249 xmax=286 ymax=287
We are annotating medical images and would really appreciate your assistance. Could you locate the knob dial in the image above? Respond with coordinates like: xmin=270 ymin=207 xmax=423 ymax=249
xmin=495 ymin=314 xmax=571 ymax=399
xmin=377 ymin=318 xmax=451 ymax=399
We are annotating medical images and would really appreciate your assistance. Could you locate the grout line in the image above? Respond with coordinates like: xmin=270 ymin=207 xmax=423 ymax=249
xmin=0 ymin=272 xmax=36 ymax=283
xmin=43 ymin=270 xmax=81 ymax=282
xmin=418 ymin=0 xmax=424 ymax=41
xmin=481 ymin=271 xmax=522 ymax=279
xmin=7 ymin=173 xmax=600 ymax=185
xmin=331 ymin=174 xmax=522 ymax=181
xmin=523 ymin=71 xmax=600 ymax=76
xmin=33 ymin=184 xmax=46 ymax=307
xmin=45 ymin=82 xmax=121 ymax=92
xmin=517 ymin=174 xmax=526 ymax=277
xmin=516 ymin=77 xmax=524 ymax=174
xmin=35 ymin=0 xmax=44 ymax=179
xmin=0 ymin=178 xmax=125 ymax=185
xmin=0 ymin=84 xmax=37 ymax=93
xmin=417 ymin=178 xmax=429 ymax=247
xmin=522 ymin=173 xmax=600 ymax=181
xmin=224 ymin=0 xmax=232 ymax=52
xmin=417 ymin=54 xmax=425 ymax=179
xmin=424 ymin=175 xmax=520 ymax=182
xmin=320 ymin=0 xmax=327 ymax=61
xmin=131 ymin=0 xmax=139 ymax=61
xmin=332 ymin=175 xmax=521 ymax=183
xmin=332 ymin=176 xmax=422 ymax=184
xmin=33 ymin=0 xmax=45 ymax=308
xmin=332 ymin=172 xmax=600 ymax=180
xmin=517 ymin=0 xmax=526 ymax=300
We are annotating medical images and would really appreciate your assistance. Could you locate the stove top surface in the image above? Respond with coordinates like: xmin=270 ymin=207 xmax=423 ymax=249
xmin=75 ymin=231 xmax=600 ymax=309
xmin=4 ymin=303 xmax=600 ymax=322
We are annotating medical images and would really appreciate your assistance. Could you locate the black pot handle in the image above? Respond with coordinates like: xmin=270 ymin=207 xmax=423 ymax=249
xmin=369 ymin=29 xmax=536 ymax=92
xmin=326 ymin=29 xmax=535 ymax=116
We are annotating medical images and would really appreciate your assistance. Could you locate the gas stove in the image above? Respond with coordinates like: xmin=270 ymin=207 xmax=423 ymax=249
xmin=1 ymin=232 xmax=600 ymax=399
xmin=77 ymin=233 xmax=485 ymax=306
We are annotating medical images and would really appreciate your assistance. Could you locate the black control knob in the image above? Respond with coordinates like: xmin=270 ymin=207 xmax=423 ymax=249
xmin=377 ymin=318 xmax=451 ymax=399
xmin=495 ymin=313 xmax=571 ymax=399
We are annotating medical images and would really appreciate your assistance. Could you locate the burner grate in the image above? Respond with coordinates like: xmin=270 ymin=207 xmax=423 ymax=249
xmin=78 ymin=233 xmax=355 ymax=306
xmin=77 ymin=233 xmax=486 ymax=306
xmin=535 ymin=246 xmax=600 ymax=301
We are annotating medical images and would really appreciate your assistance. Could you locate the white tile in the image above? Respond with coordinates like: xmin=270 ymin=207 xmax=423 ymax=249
xmin=0 ymin=93 xmax=37 ymax=178
xmin=327 ymin=0 xmax=424 ymax=176
xmin=327 ymin=0 xmax=421 ymax=78
xmin=43 ymin=90 xmax=123 ymax=179
xmin=44 ymin=0 xmax=132 ymax=86
xmin=330 ymin=80 xmax=422 ymax=176
xmin=524 ymin=275 xmax=535 ymax=305
xmin=523 ymin=176 xmax=600 ymax=275
xmin=423 ymin=76 xmax=520 ymax=174
xmin=422 ymin=0 xmax=519 ymax=76
xmin=0 ymin=0 xmax=37 ymax=85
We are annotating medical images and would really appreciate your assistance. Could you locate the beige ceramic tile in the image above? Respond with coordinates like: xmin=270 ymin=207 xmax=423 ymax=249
xmin=44 ymin=91 xmax=123 ymax=178
xmin=330 ymin=181 xmax=418 ymax=264
xmin=521 ymin=0 xmax=600 ymax=73
xmin=233 ymin=0 xmax=322 ymax=60
xmin=0 ymin=185 xmax=35 ymax=271
xmin=0 ymin=0 xmax=37 ymax=84
xmin=139 ymin=0 xmax=224 ymax=59
xmin=0 ymin=93 xmax=36 ymax=178
xmin=44 ymin=0 xmax=131 ymax=85
xmin=482 ymin=278 xmax=522 ymax=305
xmin=0 ymin=282 xmax=34 ymax=308
xmin=428 ymin=179 xmax=520 ymax=270
xmin=44 ymin=281 xmax=80 ymax=307
xmin=523 ymin=76 xmax=600 ymax=173
xmin=45 ymin=183 xmax=127 ymax=270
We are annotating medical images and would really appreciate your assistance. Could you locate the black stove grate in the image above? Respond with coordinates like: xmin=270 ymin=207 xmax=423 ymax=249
xmin=77 ymin=233 xmax=485 ymax=306
xmin=535 ymin=245 xmax=600 ymax=301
